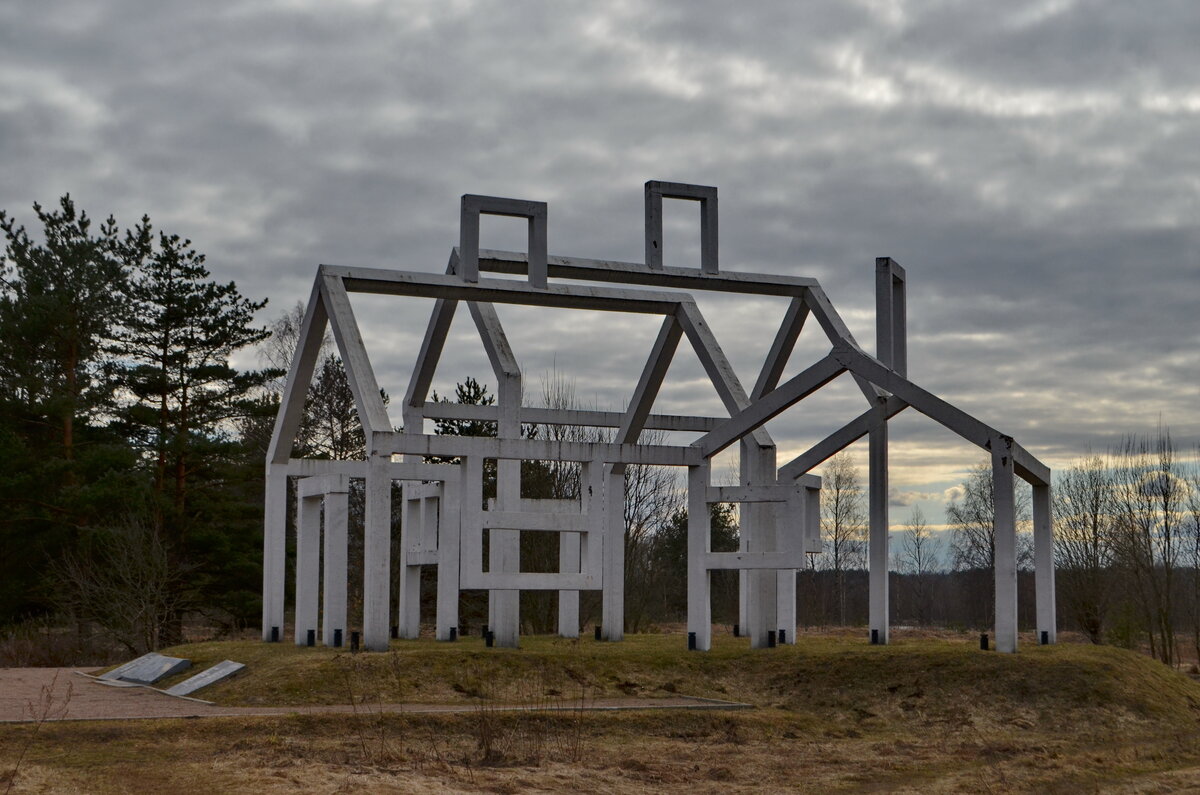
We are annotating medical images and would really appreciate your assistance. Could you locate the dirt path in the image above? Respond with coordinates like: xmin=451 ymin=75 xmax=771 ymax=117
xmin=0 ymin=668 xmax=748 ymax=723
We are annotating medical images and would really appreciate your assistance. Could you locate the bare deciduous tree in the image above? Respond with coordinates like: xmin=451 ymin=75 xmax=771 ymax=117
xmin=52 ymin=517 xmax=194 ymax=655
xmin=1110 ymin=430 xmax=1187 ymax=665
xmin=1186 ymin=450 xmax=1200 ymax=663
xmin=1053 ymin=454 xmax=1116 ymax=644
xmin=947 ymin=460 xmax=1033 ymax=573
xmin=895 ymin=505 xmax=939 ymax=624
xmin=944 ymin=460 xmax=1032 ymax=628
xmin=820 ymin=451 xmax=866 ymax=625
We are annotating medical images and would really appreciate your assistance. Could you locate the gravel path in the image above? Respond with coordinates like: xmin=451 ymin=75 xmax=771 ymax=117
xmin=0 ymin=668 xmax=748 ymax=723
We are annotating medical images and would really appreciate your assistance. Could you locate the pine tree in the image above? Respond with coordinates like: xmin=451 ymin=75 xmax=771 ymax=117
xmin=114 ymin=225 xmax=271 ymax=521
xmin=0 ymin=196 xmax=137 ymax=622
xmin=0 ymin=195 xmax=127 ymax=474
xmin=112 ymin=225 xmax=273 ymax=635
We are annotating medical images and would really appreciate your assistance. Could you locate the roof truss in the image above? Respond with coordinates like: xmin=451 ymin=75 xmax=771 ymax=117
xmin=271 ymin=181 xmax=1050 ymax=490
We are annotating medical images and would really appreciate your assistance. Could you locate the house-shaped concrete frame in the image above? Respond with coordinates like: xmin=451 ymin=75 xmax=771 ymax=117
xmin=263 ymin=181 xmax=1056 ymax=654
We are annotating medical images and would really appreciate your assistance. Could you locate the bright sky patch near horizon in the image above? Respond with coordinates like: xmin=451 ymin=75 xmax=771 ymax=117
xmin=2 ymin=0 xmax=1197 ymax=530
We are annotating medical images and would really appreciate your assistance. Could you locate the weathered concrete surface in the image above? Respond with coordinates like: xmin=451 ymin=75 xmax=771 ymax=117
xmin=164 ymin=660 xmax=246 ymax=697
xmin=98 ymin=653 xmax=191 ymax=684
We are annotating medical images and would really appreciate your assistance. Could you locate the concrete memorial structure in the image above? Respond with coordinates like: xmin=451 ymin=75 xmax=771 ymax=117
xmin=263 ymin=181 xmax=1055 ymax=654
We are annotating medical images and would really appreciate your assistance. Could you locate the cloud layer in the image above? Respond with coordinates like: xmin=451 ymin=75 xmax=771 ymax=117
xmin=3 ymin=0 xmax=1197 ymax=522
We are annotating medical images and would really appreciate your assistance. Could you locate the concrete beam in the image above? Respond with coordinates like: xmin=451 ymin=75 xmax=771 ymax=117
xmin=802 ymin=284 xmax=883 ymax=404
xmin=320 ymin=273 xmax=392 ymax=436
xmin=267 ymin=278 xmax=327 ymax=466
xmin=696 ymin=353 xmax=844 ymax=458
xmin=675 ymin=301 xmax=774 ymax=451
xmin=362 ymin=453 xmax=392 ymax=651
xmin=380 ymin=432 xmax=703 ymax=467
xmin=477 ymin=249 xmax=818 ymax=295
xmin=322 ymin=489 xmax=348 ymax=647
xmin=778 ymin=397 xmax=908 ymax=480
xmin=420 ymin=401 xmax=722 ymax=432
xmin=329 ymin=265 xmax=686 ymax=315
xmin=261 ymin=463 xmax=287 ymax=641
xmin=868 ymin=423 xmax=889 ymax=645
xmin=294 ymin=493 xmax=320 ymax=646
xmin=752 ymin=297 xmax=808 ymax=400
xmin=993 ymin=436 xmax=1019 ymax=654
xmin=686 ymin=464 xmax=712 ymax=651
xmin=1033 ymin=482 xmax=1056 ymax=644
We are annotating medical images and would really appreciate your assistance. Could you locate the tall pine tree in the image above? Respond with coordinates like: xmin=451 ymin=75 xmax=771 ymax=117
xmin=0 ymin=196 xmax=137 ymax=621
xmin=113 ymin=225 xmax=273 ymax=632
xmin=0 ymin=195 xmax=127 ymax=475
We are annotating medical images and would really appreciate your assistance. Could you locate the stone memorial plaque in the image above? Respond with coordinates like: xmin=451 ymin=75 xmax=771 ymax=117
xmin=99 ymin=652 xmax=191 ymax=684
xmin=164 ymin=660 xmax=245 ymax=697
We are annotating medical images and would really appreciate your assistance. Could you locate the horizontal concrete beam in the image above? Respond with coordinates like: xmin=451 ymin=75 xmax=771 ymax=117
xmin=420 ymin=401 xmax=722 ymax=432
xmin=324 ymin=265 xmax=686 ymax=315
xmin=379 ymin=432 xmax=702 ymax=467
xmin=285 ymin=458 xmax=460 ymax=482
xmin=481 ymin=511 xmax=590 ymax=533
xmin=460 ymin=572 xmax=600 ymax=591
xmin=476 ymin=249 xmax=817 ymax=296
xmin=405 ymin=549 xmax=439 ymax=566
xmin=1012 ymin=441 xmax=1051 ymax=487
xmin=404 ymin=482 xmax=442 ymax=501
xmin=706 ymin=485 xmax=793 ymax=503
xmin=296 ymin=473 xmax=350 ymax=498
xmin=704 ymin=552 xmax=809 ymax=570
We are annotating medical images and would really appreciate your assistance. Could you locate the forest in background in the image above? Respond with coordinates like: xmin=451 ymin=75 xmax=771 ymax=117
xmin=2 ymin=196 xmax=1199 ymax=668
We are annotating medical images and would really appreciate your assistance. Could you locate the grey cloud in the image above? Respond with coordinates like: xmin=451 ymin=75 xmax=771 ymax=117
xmin=1 ymin=0 xmax=1197 ymax=512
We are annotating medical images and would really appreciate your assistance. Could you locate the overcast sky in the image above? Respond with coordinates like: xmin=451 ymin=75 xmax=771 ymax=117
xmin=3 ymin=0 xmax=1197 ymax=528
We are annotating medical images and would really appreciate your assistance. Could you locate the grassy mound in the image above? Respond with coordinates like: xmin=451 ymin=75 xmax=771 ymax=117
xmin=149 ymin=631 xmax=1200 ymax=734
xmin=18 ymin=631 xmax=1200 ymax=792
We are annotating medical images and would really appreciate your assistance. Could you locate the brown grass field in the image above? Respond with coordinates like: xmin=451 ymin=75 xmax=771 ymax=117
xmin=5 ymin=628 xmax=1200 ymax=793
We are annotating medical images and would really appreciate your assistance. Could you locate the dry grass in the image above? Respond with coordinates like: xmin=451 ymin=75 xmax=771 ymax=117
xmin=5 ymin=630 xmax=1200 ymax=792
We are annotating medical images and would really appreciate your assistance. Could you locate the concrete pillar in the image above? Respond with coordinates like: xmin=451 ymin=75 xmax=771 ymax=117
xmin=363 ymin=451 xmax=392 ymax=651
xmin=558 ymin=530 xmax=581 ymax=638
xmin=738 ymin=571 xmax=749 ymax=636
xmin=397 ymin=487 xmax=421 ymax=639
xmin=993 ymin=438 xmax=1018 ymax=653
xmin=489 ymin=375 xmax=521 ymax=648
xmin=686 ymin=463 xmax=712 ymax=651
xmin=737 ymin=438 xmax=748 ymax=636
xmin=294 ymin=493 xmax=320 ymax=645
xmin=869 ymin=258 xmax=902 ymax=647
xmin=461 ymin=454 xmax=485 ymax=633
xmin=601 ymin=468 xmax=625 ymax=641
xmin=435 ymin=476 xmax=461 ymax=641
xmin=489 ymin=477 xmax=520 ymax=646
xmin=743 ymin=440 xmax=778 ymax=649
xmin=776 ymin=566 xmax=796 ymax=644
xmin=322 ymin=489 xmax=348 ymax=646
xmin=868 ymin=422 xmax=890 ymax=644
xmin=776 ymin=492 xmax=802 ymax=645
xmin=261 ymin=465 xmax=287 ymax=641
xmin=1033 ymin=483 xmax=1056 ymax=644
